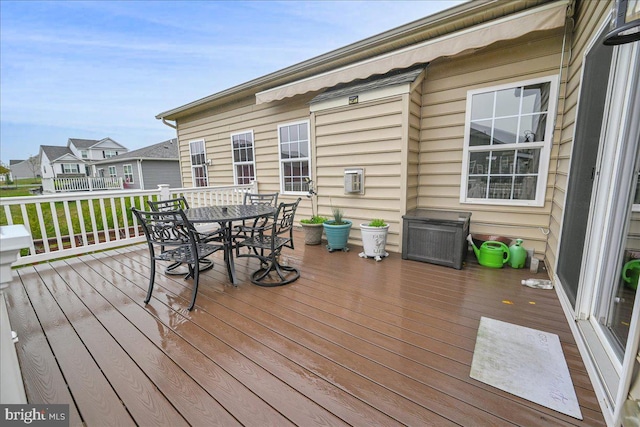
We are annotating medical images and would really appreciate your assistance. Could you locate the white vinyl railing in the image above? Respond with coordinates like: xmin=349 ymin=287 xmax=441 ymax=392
xmin=0 ymin=182 xmax=257 ymax=266
xmin=41 ymin=176 xmax=124 ymax=193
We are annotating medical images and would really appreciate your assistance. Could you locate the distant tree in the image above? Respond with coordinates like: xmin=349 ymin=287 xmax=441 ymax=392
xmin=0 ymin=164 xmax=9 ymax=183
xmin=26 ymin=155 xmax=40 ymax=178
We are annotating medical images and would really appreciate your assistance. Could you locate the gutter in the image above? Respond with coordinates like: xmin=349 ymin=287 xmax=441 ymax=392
xmin=161 ymin=118 xmax=177 ymax=129
xmin=91 ymin=157 xmax=178 ymax=166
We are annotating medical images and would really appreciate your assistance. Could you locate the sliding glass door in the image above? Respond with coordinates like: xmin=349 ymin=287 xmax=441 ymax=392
xmin=573 ymin=41 xmax=640 ymax=408
xmin=590 ymin=150 xmax=639 ymax=359
xmin=556 ymin=28 xmax=613 ymax=307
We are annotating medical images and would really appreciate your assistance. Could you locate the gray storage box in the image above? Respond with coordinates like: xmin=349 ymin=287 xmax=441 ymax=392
xmin=402 ymin=209 xmax=471 ymax=270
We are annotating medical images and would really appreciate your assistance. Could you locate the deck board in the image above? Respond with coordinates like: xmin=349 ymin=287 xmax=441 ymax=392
xmin=31 ymin=262 xmax=189 ymax=427
xmin=4 ymin=231 xmax=606 ymax=426
xmin=6 ymin=270 xmax=84 ymax=427
xmin=20 ymin=264 xmax=136 ymax=427
xmin=62 ymin=255 xmax=284 ymax=427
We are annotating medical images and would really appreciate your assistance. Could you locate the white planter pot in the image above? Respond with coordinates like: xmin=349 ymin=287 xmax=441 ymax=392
xmin=359 ymin=224 xmax=389 ymax=261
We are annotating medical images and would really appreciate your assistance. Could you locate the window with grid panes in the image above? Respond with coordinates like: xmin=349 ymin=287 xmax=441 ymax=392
xmin=278 ymin=121 xmax=311 ymax=193
xmin=189 ymin=139 xmax=209 ymax=187
xmin=231 ymin=131 xmax=256 ymax=185
xmin=460 ymin=76 xmax=558 ymax=206
xmin=123 ymin=164 xmax=133 ymax=183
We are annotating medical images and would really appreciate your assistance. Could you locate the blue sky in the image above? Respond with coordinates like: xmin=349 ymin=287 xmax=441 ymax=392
xmin=0 ymin=0 xmax=463 ymax=163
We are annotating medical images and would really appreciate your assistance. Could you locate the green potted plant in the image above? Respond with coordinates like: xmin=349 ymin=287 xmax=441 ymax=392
xmin=299 ymin=178 xmax=327 ymax=245
xmin=322 ymin=206 xmax=352 ymax=252
xmin=300 ymin=215 xmax=327 ymax=245
xmin=359 ymin=218 xmax=389 ymax=261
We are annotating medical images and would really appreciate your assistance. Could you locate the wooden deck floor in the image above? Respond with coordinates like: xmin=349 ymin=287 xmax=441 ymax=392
xmin=4 ymin=231 xmax=605 ymax=426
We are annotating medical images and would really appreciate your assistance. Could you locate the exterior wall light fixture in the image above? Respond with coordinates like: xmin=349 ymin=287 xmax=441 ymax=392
xmin=604 ymin=0 xmax=640 ymax=45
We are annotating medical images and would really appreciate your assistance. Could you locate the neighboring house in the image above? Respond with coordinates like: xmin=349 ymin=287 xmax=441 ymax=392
xmin=39 ymin=145 xmax=88 ymax=179
xmin=8 ymin=157 xmax=40 ymax=181
xmin=156 ymin=0 xmax=640 ymax=424
xmin=38 ymin=137 xmax=127 ymax=179
xmin=67 ymin=137 xmax=127 ymax=164
xmin=91 ymin=138 xmax=181 ymax=190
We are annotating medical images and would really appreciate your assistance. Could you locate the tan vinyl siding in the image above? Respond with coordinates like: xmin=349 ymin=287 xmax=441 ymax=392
xmin=544 ymin=0 xmax=612 ymax=276
xmin=175 ymin=94 xmax=319 ymax=217
xmin=419 ymin=28 xmax=566 ymax=257
xmin=407 ymin=82 xmax=423 ymax=213
xmin=314 ymin=96 xmax=407 ymax=252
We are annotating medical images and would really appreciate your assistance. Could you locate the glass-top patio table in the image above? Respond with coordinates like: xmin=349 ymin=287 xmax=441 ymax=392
xmin=184 ymin=204 xmax=275 ymax=285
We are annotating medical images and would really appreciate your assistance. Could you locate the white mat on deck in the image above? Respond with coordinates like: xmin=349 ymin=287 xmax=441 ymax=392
xmin=470 ymin=317 xmax=582 ymax=419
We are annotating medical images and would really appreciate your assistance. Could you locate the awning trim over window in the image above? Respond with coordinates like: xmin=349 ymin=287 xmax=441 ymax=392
xmin=256 ymin=1 xmax=568 ymax=105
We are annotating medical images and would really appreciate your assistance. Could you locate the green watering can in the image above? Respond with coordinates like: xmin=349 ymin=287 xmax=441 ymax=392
xmin=622 ymin=259 xmax=640 ymax=291
xmin=467 ymin=235 xmax=510 ymax=268
xmin=508 ymin=239 xmax=527 ymax=269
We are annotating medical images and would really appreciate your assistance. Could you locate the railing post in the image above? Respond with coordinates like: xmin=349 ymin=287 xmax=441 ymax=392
xmin=42 ymin=179 xmax=54 ymax=193
xmin=88 ymin=177 xmax=93 ymax=192
xmin=0 ymin=224 xmax=31 ymax=404
xmin=158 ymin=184 xmax=170 ymax=200
xmin=250 ymin=180 xmax=258 ymax=193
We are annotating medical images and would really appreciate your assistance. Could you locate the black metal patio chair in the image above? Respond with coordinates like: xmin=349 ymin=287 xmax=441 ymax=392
xmin=236 ymin=198 xmax=301 ymax=286
xmin=147 ymin=196 xmax=224 ymax=244
xmin=242 ymin=192 xmax=279 ymax=207
xmin=234 ymin=192 xmax=279 ymax=256
xmin=132 ymin=207 xmax=223 ymax=310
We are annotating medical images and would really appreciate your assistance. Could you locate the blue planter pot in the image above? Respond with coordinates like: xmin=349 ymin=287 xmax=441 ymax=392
xmin=323 ymin=220 xmax=352 ymax=252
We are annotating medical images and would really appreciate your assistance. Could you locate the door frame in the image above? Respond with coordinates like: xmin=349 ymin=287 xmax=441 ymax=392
xmin=554 ymin=24 xmax=640 ymax=426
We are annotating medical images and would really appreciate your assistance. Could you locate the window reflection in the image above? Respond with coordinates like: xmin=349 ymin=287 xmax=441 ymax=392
xmin=465 ymin=80 xmax=552 ymax=202
xmin=467 ymin=149 xmax=541 ymax=201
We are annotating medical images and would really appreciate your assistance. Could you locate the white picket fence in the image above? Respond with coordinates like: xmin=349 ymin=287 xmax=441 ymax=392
xmin=1 ymin=182 xmax=257 ymax=266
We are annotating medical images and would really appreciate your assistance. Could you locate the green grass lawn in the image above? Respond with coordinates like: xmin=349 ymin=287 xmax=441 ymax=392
xmin=1 ymin=199 xmax=142 ymax=239
xmin=1 ymin=186 xmax=149 ymax=241
xmin=0 ymin=178 xmax=42 ymax=198
xmin=0 ymin=187 xmax=34 ymax=197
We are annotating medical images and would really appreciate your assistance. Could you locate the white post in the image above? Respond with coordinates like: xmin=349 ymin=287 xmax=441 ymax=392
xmin=158 ymin=184 xmax=171 ymax=200
xmin=0 ymin=225 xmax=31 ymax=404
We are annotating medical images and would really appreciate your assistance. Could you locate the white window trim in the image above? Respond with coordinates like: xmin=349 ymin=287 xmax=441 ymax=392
xmin=459 ymin=75 xmax=559 ymax=206
xmin=189 ymin=139 xmax=209 ymax=187
xmin=230 ymin=130 xmax=256 ymax=185
xmin=277 ymin=120 xmax=311 ymax=195
xmin=123 ymin=164 xmax=133 ymax=183
xmin=62 ymin=163 xmax=80 ymax=174
xmin=108 ymin=166 xmax=117 ymax=178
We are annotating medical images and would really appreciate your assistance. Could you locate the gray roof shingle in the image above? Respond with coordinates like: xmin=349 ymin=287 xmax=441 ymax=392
xmin=41 ymin=145 xmax=75 ymax=161
xmin=68 ymin=138 xmax=100 ymax=149
xmin=95 ymin=138 xmax=178 ymax=162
